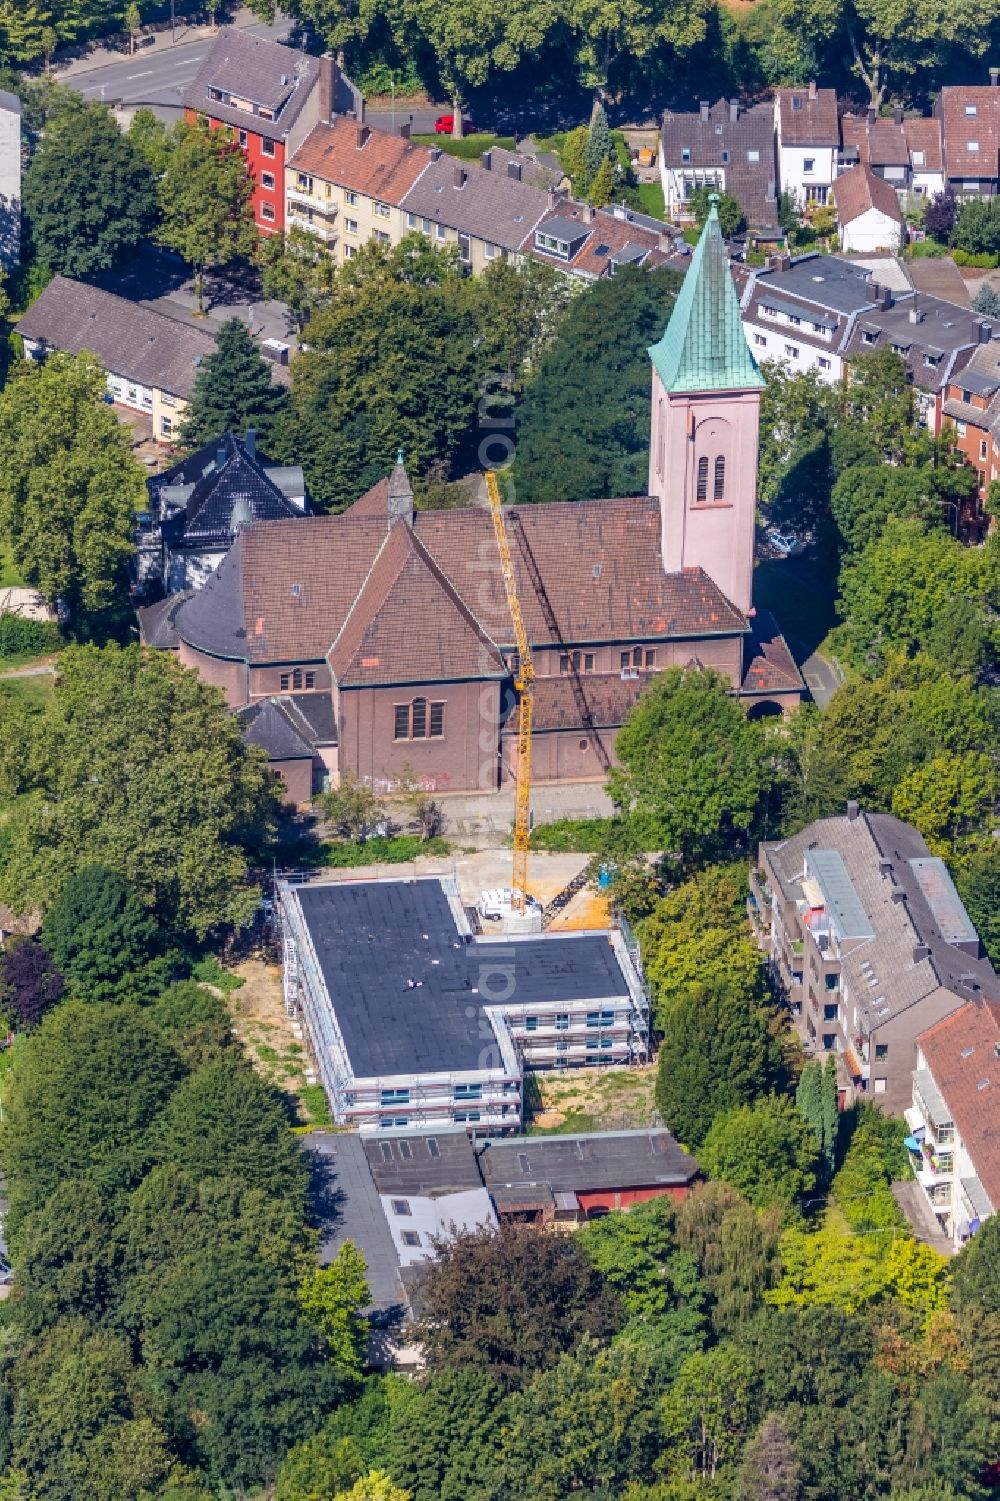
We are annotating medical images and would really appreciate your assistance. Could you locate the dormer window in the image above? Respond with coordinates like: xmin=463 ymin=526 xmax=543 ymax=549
xmin=966 ymin=104 xmax=978 ymax=116
xmin=792 ymin=95 xmax=802 ymax=110
xmin=912 ymin=150 xmax=925 ymax=166
xmin=681 ymin=148 xmax=691 ymax=162
xmin=747 ymin=149 xmax=760 ymax=163
xmin=968 ymin=140 xmax=980 ymax=152
xmin=208 ymin=86 xmax=224 ymax=102
xmin=862 ymin=330 xmax=879 ymax=344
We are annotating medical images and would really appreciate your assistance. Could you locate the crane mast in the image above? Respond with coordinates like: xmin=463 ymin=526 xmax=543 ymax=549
xmin=486 ymin=470 xmax=534 ymax=912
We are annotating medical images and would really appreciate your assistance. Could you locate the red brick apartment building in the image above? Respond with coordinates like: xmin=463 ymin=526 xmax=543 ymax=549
xmin=181 ymin=28 xmax=359 ymax=235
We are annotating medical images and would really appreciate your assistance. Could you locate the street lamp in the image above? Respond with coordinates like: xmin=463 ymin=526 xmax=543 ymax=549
xmin=390 ymin=71 xmax=396 ymax=134
xmin=170 ymin=0 xmax=175 ymax=45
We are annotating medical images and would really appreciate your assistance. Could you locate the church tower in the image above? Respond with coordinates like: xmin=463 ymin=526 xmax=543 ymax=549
xmin=647 ymin=197 xmax=764 ymax=616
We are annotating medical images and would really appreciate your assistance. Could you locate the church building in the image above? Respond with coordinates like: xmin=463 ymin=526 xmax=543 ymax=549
xmin=158 ymin=202 xmax=802 ymax=801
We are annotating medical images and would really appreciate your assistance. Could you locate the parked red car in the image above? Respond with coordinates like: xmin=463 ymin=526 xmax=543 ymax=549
xmin=434 ymin=113 xmax=475 ymax=134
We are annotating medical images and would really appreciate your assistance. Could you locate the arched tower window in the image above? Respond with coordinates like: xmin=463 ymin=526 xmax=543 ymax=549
xmin=696 ymin=456 xmax=709 ymax=502
xmin=714 ymin=456 xmax=726 ymax=501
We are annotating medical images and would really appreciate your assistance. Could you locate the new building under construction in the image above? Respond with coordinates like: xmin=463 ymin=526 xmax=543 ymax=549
xmin=280 ymin=875 xmax=650 ymax=1132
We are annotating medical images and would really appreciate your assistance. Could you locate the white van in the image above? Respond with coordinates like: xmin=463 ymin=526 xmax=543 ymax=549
xmin=478 ymin=888 xmax=542 ymax=922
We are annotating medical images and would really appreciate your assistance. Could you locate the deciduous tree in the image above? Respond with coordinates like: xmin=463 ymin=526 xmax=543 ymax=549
xmin=23 ymin=97 xmax=156 ymax=276
xmin=157 ymin=118 xmax=256 ymax=313
xmin=299 ymin=1242 xmax=371 ymax=1379
xmin=41 ymin=865 xmax=172 ymax=1007
xmin=0 ymin=939 xmax=64 ymax=1031
xmin=0 ymin=352 xmax=144 ymax=614
xmin=700 ymin=1096 xmax=819 ymax=1212
xmin=737 ymin=1413 xmax=803 ymax=1501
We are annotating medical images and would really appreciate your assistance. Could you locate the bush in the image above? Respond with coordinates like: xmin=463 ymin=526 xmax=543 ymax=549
xmin=528 ymin=818 xmax=614 ymax=853
xmin=952 ymin=249 xmax=1000 ymax=268
xmin=830 ymin=1105 xmax=909 ymax=1235
xmin=908 ymin=237 xmax=947 ymax=259
xmin=321 ymin=835 xmax=449 ymax=867
xmin=0 ymin=614 xmax=60 ymax=658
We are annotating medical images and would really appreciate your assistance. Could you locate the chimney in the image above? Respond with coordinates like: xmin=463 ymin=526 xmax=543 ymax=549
xmin=846 ymin=799 xmax=860 ymax=821
xmin=991 ymin=66 xmax=1000 ymax=86
xmin=980 ymin=320 xmax=993 ymax=342
xmin=387 ymin=450 xmax=414 ymax=528
xmin=357 ymin=95 xmax=366 ymax=124
xmin=430 ymin=146 xmax=442 ymax=162
xmin=356 ymin=123 xmax=370 ymax=149
xmin=453 ymin=163 xmax=466 ymax=189
xmin=658 ymin=229 xmax=673 ymax=252
xmin=397 ymin=121 xmax=411 ymax=140
xmin=481 ymin=148 xmax=492 ymax=171
xmin=913 ymin=943 xmax=931 ymax=963
xmin=506 ymin=159 xmax=522 ymax=181
xmin=867 ymin=106 xmax=876 ymax=126
xmin=809 ymin=79 xmax=817 ymax=100
xmin=700 ymin=100 xmax=709 ymax=122
xmin=318 ymin=54 xmax=336 ymax=124
xmin=909 ymin=305 xmax=925 ymax=324
xmin=582 ymin=202 xmax=594 ymax=224
xmin=894 ymin=103 xmax=903 ymax=126
xmin=878 ymin=858 xmax=893 ymax=877
xmin=729 ymin=98 xmax=739 ymax=123
xmin=244 ymin=427 xmax=256 ymax=461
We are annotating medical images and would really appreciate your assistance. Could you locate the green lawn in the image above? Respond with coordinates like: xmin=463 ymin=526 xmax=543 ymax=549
xmin=0 ymin=672 xmax=55 ymax=709
xmin=637 ymin=181 xmax=666 ymax=220
xmin=0 ymin=544 xmax=24 ymax=588
xmin=412 ymin=132 xmax=516 ymax=161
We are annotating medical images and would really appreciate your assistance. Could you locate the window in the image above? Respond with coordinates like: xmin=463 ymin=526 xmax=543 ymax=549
xmin=453 ymin=1110 xmax=481 ymax=1122
xmin=406 ymin=211 xmax=418 ymax=228
xmin=305 ymin=671 xmax=315 ymax=689
xmin=422 ymin=217 xmax=432 ymax=233
xmin=555 ymin=1013 xmax=570 ymax=1030
xmin=381 ymin=1089 xmax=410 ymax=1106
xmin=345 ymin=190 xmax=359 ymax=205
xmin=873 ymin=1078 xmax=887 ymax=1095
xmin=261 ymin=171 xmax=275 ymax=190
xmin=379 ymin=1115 xmax=408 ymax=1126
xmin=485 ymin=242 xmax=497 ymax=259
xmin=375 ymin=230 xmax=391 ymax=246
xmin=345 ymin=218 xmax=358 ymax=234
xmin=160 ymin=416 xmax=173 ymax=437
xmin=681 ymin=148 xmax=691 ymax=162
xmin=390 ymin=1199 xmax=411 ymax=1216
xmin=912 ymin=150 xmax=925 ymax=167
xmin=825 ymin=973 xmax=839 ymax=990
xmin=804 ymin=157 xmax=815 ymax=172
xmin=956 ymin=420 xmax=967 ymax=437
xmin=261 ymin=138 xmax=275 ymax=157
xmin=788 ymin=313 xmax=801 ymax=326
xmin=458 ymin=232 xmax=471 ymax=263
xmin=968 ymin=140 xmax=980 ymax=153
xmin=584 ymin=653 xmax=594 ymax=671
xmin=761 ymin=304 xmax=777 ymax=319
xmin=862 ymin=330 xmax=878 ymax=344
xmin=924 ymin=353 xmax=940 ymax=367
xmin=966 ymin=104 xmax=978 ymax=116
xmin=937 ymin=1152 xmax=954 ymax=1173
xmin=280 ymin=674 xmax=289 ymax=691
xmin=823 ymin=1003 xmax=838 ymax=1022
xmin=435 ymin=224 xmax=447 ymax=241
xmin=400 ymin=1230 xmax=421 ymax=1247
xmin=644 ymin=649 xmax=656 ymax=667
xmin=785 ymin=343 xmax=800 ymax=358
xmin=238 ymin=129 xmax=248 ymax=148
xmin=292 ymin=669 xmax=302 ymax=690
xmin=721 ymin=150 xmax=729 ymax=164
xmin=818 ymin=357 xmax=832 ymax=370
xmin=261 ymin=202 xmax=275 ymax=221
xmin=747 ymin=149 xmax=760 ymax=163
xmin=208 ymin=87 xmax=223 ymax=102
xmin=586 ymin=1009 xmax=615 ymax=1028
xmin=822 ymin=1033 xmax=837 ymax=1050
xmin=525 ymin=1016 xmax=538 ymax=1031
xmin=455 ymin=1083 xmax=482 ymax=1100
xmin=599 ymin=1037 xmax=613 ymax=1050
xmin=713 ymin=456 xmax=725 ymax=501
xmin=374 ymin=200 xmax=391 ymax=217
xmin=429 ymin=701 xmax=444 ymax=737
xmin=696 ymin=455 xmax=709 ymax=502
xmin=753 ymin=333 xmax=767 ymax=347
xmin=344 ymin=244 xmax=356 ymax=258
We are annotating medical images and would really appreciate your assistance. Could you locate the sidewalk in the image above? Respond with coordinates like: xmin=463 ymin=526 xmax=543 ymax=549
xmin=54 ymin=5 xmax=281 ymax=81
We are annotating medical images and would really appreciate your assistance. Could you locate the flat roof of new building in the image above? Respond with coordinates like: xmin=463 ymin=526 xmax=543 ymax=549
xmin=292 ymin=878 xmax=631 ymax=1080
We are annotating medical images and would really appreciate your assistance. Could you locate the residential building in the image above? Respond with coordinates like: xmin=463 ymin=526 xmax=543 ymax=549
xmin=840 ymin=295 xmax=1000 ymax=438
xmin=278 ymin=874 xmax=651 ymax=1129
xmin=477 ymin=1129 xmax=699 ymax=1222
xmin=530 ymin=200 xmax=683 ymax=279
xmin=774 ymin=82 xmax=839 ymax=207
xmin=906 ymin=1001 xmax=1000 ymax=1249
xmin=934 ymin=83 xmax=1000 ymax=198
xmin=136 ymin=429 xmax=307 ymax=594
xmin=15 ymin=276 xmax=217 ymax=443
xmin=285 ymin=118 xmax=431 ymax=259
xmin=181 ymin=28 xmax=360 ymax=236
xmin=165 ymin=208 xmax=801 ymax=798
xmin=740 ymin=251 xmax=885 ymax=381
xmin=399 ymin=150 xmax=550 ymax=273
xmin=660 ymin=98 xmax=779 ymax=237
xmin=840 ymin=110 xmax=945 ymax=200
xmin=753 ymin=805 xmax=1000 ymax=1114
xmin=835 ymin=163 xmax=906 ymax=253
xmin=0 ymin=89 xmax=20 ymax=269
xmin=938 ymin=337 xmax=1000 ymax=524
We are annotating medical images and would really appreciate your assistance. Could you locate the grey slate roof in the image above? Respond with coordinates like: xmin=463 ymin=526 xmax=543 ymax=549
xmin=291 ymin=877 xmax=631 ymax=1079
xmin=136 ymin=591 xmax=193 ymax=649
xmin=302 ymin=1131 xmax=406 ymax=1315
xmin=399 ymin=152 xmax=550 ymax=251
xmin=750 ymin=253 xmax=880 ymax=314
xmin=840 ymin=295 xmax=1000 ymax=394
xmin=181 ymin=27 xmax=320 ymax=143
xmin=763 ymin=811 xmax=1000 ymax=1035
xmin=479 ymin=1128 xmax=699 ymax=1193
xmin=237 ymin=691 xmax=336 ymax=760
xmin=0 ymin=90 xmax=21 ymax=116
xmin=157 ymin=432 xmax=302 ymax=553
xmin=15 ymin=277 xmax=216 ymax=399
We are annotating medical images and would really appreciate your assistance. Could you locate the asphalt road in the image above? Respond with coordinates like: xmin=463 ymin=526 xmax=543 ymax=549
xmin=62 ymin=18 xmax=292 ymax=113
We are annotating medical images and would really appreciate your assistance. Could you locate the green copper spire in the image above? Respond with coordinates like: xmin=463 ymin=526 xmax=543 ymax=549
xmin=648 ymin=197 xmax=765 ymax=394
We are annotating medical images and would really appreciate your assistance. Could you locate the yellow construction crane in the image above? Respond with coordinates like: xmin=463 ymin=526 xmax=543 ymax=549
xmin=486 ymin=470 xmax=534 ymax=913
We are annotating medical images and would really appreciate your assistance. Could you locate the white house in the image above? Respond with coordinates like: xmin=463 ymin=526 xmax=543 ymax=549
xmin=908 ymin=1000 xmax=1000 ymax=1250
xmin=740 ymin=251 xmax=885 ymax=383
xmin=774 ymin=84 xmax=839 ymax=207
xmin=836 ymin=163 xmax=906 ymax=254
xmin=0 ymin=89 xmax=20 ymax=269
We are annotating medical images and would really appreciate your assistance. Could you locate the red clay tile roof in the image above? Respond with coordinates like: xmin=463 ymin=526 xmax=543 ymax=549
xmin=329 ymin=522 xmax=506 ymax=685
xmin=176 ymin=492 xmax=749 ymax=674
xmin=840 ymin=114 xmax=910 ymax=168
xmin=346 ymin=476 xmax=390 ymax=518
xmin=777 ymin=87 xmax=839 ymax=146
xmin=504 ymin=672 xmax=653 ymax=733
xmin=288 ymin=118 xmax=431 ymax=202
xmin=835 ymin=163 xmax=904 ymax=226
xmin=904 ymin=117 xmax=944 ymax=172
xmin=918 ymin=1000 xmax=1000 ymax=1212
xmin=936 ymin=87 xmax=1000 ymax=180
xmin=741 ymin=612 xmax=803 ymax=695
xmin=529 ymin=202 xmax=676 ymax=277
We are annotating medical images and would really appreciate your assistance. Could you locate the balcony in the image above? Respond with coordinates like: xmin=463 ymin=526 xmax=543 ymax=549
xmin=288 ymin=209 xmax=338 ymax=244
xmin=287 ymin=182 xmax=337 ymax=211
xmin=749 ymin=868 xmax=772 ymax=910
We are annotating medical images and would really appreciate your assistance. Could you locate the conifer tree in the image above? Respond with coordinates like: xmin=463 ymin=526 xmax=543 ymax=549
xmin=180 ymin=318 xmax=288 ymax=451
xmin=584 ymin=102 xmax=613 ymax=182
